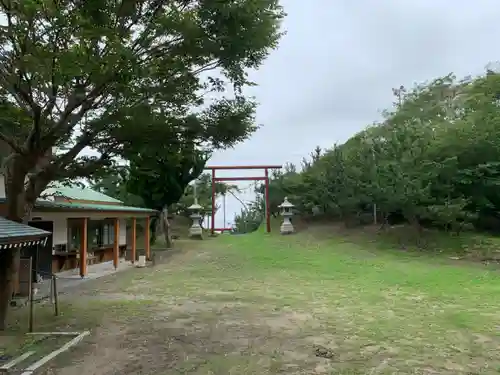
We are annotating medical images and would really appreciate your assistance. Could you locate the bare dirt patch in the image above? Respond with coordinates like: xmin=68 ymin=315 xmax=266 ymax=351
xmin=45 ymin=304 xmax=331 ymax=375
xmin=37 ymin=249 xmax=336 ymax=375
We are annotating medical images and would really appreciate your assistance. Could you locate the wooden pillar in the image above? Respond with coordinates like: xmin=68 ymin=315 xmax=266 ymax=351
xmin=113 ymin=218 xmax=119 ymax=269
xmin=265 ymin=168 xmax=271 ymax=233
xmin=79 ymin=218 xmax=88 ymax=278
xmin=145 ymin=216 xmax=151 ymax=260
xmin=211 ymin=168 xmax=216 ymax=235
xmin=131 ymin=217 xmax=137 ymax=264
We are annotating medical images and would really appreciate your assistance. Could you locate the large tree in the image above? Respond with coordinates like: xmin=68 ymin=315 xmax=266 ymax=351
xmin=125 ymin=96 xmax=257 ymax=246
xmin=0 ymin=0 xmax=284 ymax=329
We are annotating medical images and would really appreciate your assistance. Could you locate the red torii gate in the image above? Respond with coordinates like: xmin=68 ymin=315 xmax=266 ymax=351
xmin=205 ymin=165 xmax=282 ymax=235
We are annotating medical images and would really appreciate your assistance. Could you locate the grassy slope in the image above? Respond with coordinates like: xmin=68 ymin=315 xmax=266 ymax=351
xmin=209 ymin=227 xmax=500 ymax=373
xmin=7 ymin=222 xmax=500 ymax=374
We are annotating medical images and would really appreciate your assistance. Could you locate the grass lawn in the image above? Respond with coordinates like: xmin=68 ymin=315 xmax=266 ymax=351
xmin=8 ymin=225 xmax=500 ymax=374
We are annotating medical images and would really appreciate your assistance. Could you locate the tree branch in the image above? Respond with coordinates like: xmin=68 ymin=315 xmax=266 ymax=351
xmin=0 ymin=131 xmax=23 ymax=154
xmin=40 ymin=28 xmax=61 ymax=120
xmin=51 ymin=132 xmax=94 ymax=168
xmin=40 ymin=93 xmax=101 ymax=151
xmin=2 ymin=1 xmax=41 ymax=117
xmin=57 ymin=153 xmax=112 ymax=180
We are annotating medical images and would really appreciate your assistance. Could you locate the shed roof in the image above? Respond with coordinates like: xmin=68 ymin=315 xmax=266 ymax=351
xmin=0 ymin=217 xmax=51 ymax=247
xmin=0 ymin=198 xmax=157 ymax=215
xmin=34 ymin=200 xmax=156 ymax=214
xmin=43 ymin=185 xmax=123 ymax=203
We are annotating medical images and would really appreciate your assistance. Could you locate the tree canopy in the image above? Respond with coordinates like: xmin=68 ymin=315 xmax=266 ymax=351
xmin=239 ymin=70 xmax=500 ymax=235
xmin=0 ymin=0 xmax=284 ymax=220
xmin=89 ymin=167 xmax=145 ymax=208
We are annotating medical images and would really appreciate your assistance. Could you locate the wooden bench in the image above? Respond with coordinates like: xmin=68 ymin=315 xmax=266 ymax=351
xmin=87 ymin=255 xmax=98 ymax=266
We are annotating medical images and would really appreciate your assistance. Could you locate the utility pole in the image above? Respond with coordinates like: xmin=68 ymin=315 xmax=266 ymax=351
xmin=193 ymin=179 xmax=198 ymax=204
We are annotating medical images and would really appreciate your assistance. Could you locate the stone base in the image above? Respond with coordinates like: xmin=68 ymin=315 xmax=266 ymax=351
xmin=280 ymin=223 xmax=295 ymax=235
xmin=189 ymin=227 xmax=204 ymax=240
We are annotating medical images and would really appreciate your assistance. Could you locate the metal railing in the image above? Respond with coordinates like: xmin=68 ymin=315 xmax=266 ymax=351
xmin=27 ymin=270 xmax=59 ymax=333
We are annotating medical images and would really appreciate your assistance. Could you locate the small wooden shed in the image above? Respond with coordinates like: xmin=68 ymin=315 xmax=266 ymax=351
xmin=0 ymin=217 xmax=51 ymax=250
xmin=0 ymin=217 xmax=51 ymax=295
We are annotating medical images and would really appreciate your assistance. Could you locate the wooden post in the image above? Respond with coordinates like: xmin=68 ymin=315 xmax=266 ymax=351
xmin=79 ymin=218 xmax=88 ymax=278
xmin=211 ymin=168 xmax=216 ymax=235
xmin=53 ymin=275 xmax=59 ymax=316
xmin=29 ymin=263 xmax=34 ymax=333
xmin=131 ymin=217 xmax=137 ymax=264
xmin=265 ymin=168 xmax=271 ymax=233
xmin=113 ymin=218 xmax=119 ymax=269
xmin=145 ymin=216 xmax=151 ymax=260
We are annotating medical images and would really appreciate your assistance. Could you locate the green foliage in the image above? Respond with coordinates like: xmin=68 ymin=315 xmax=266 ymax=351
xmin=263 ymin=69 xmax=500 ymax=234
xmin=174 ymin=173 xmax=239 ymax=218
xmin=233 ymin=196 xmax=264 ymax=233
xmin=126 ymin=142 xmax=206 ymax=212
xmin=89 ymin=168 xmax=144 ymax=207
xmin=123 ymin=96 xmax=257 ymax=215
xmin=0 ymin=0 xmax=285 ymax=213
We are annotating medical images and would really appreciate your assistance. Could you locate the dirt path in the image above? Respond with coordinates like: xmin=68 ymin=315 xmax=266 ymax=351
xmin=41 ymin=249 xmax=329 ymax=375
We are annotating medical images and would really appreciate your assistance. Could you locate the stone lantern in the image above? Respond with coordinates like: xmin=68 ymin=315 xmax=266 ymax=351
xmin=279 ymin=197 xmax=295 ymax=234
xmin=188 ymin=200 xmax=203 ymax=239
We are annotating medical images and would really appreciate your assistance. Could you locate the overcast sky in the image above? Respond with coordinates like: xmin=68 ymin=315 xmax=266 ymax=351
xmin=208 ymin=0 xmax=500 ymax=228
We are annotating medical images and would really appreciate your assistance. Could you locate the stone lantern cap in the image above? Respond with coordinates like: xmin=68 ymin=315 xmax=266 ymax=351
xmin=188 ymin=203 xmax=203 ymax=211
xmin=278 ymin=197 xmax=294 ymax=209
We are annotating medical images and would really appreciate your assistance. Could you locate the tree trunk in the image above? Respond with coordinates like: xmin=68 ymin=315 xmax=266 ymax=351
xmin=0 ymin=247 xmax=20 ymax=331
xmin=149 ymin=215 xmax=158 ymax=245
xmin=161 ymin=207 xmax=173 ymax=249
xmin=0 ymin=156 xmax=29 ymax=330
xmin=0 ymin=152 xmax=51 ymax=330
xmin=379 ymin=213 xmax=389 ymax=231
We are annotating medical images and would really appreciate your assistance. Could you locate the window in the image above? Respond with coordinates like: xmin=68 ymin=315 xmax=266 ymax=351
xmin=87 ymin=220 xmax=115 ymax=248
xmin=103 ymin=224 xmax=109 ymax=245
xmin=88 ymin=221 xmax=102 ymax=247
xmin=68 ymin=220 xmax=82 ymax=251
xmin=68 ymin=219 xmax=116 ymax=250
xmin=102 ymin=221 xmax=115 ymax=246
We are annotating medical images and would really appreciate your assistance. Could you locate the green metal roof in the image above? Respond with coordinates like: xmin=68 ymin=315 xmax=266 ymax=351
xmin=43 ymin=185 xmax=123 ymax=203
xmin=0 ymin=198 xmax=157 ymax=215
xmin=0 ymin=217 xmax=51 ymax=245
xmin=34 ymin=200 xmax=157 ymax=214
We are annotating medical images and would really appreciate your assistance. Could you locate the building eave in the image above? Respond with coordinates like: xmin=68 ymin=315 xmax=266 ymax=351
xmin=0 ymin=198 xmax=158 ymax=215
